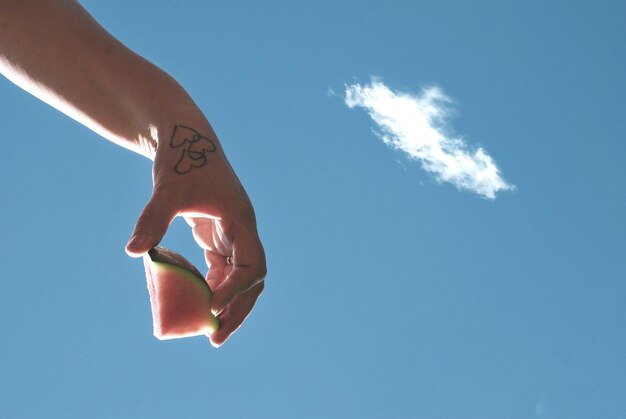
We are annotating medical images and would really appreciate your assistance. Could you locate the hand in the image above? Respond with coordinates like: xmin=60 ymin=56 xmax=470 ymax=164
xmin=124 ymin=123 xmax=266 ymax=347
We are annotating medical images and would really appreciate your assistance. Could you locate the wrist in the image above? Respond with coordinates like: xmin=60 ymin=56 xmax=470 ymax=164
xmin=131 ymin=73 xmax=220 ymax=161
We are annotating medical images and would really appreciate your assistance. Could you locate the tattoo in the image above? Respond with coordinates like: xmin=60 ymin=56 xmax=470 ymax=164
xmin=169 ymin=125 xmax=216 ymax=174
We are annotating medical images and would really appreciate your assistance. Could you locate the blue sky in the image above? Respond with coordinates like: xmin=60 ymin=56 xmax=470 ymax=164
xmin=1 ymin=1 xmax=625 ymax=418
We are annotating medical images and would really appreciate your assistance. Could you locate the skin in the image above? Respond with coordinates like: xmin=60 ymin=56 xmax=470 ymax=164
xmin=0 ymin=0 xmax=266 ymax=347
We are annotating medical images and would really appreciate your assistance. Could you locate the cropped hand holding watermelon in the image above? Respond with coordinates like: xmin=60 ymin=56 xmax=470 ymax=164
xmin=124 ymin=116 xmax=266 ymax=347
xmin=125 ymin=127 xmax=266 ymax=346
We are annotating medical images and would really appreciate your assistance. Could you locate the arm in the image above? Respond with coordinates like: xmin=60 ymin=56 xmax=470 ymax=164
xmin=0 ymin=0 xmax=266 ymax=347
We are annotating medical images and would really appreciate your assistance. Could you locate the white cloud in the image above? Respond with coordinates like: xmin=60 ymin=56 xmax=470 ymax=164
xmin=345 ymin=79 xmax=514 ymax=199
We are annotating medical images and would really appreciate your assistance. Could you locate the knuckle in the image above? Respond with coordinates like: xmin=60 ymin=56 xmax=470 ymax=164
xmin=134 ymin=213 xmax=164 ymax=233
xmin=136 ymin=212 xmax=159 ymax=226
xmin=238 ymin=266 xmax=265 ymax=291
xmin=247 ymin=256 xmax=266 ymax=283
xmin=257 ymin=264 xmax=267 ymax=281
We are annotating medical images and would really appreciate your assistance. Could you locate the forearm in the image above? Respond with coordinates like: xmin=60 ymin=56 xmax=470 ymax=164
xmin=0 ymin=0 xmax=208 ymax=158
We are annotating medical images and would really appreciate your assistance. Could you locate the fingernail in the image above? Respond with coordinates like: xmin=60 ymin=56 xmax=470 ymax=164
xmin=125 ymin=235 xmax=151 ymax=254
xmin=211 ymin=306 xmax=223 ymax=317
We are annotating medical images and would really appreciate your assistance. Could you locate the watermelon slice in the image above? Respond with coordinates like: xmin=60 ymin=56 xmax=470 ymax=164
xmin=143 ymin=246 xmax=220 ymax=340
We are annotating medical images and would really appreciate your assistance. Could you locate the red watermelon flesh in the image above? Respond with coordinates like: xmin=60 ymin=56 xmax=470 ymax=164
xmin=143 ymin=246 xmax=220 ymax=340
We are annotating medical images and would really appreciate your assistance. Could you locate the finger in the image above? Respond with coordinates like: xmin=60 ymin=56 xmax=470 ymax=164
xmin=204 ymin=250 xmax=232 ymax=291
xmin=125 ymin=193 xmax=177 ymax=257
xmin=191 ymin=219 xmax=232 ymax=254
xmin=209 ymin=281 xmax=264 ymax=348
xmin=210 ymin=231 xmax=266 ymax=315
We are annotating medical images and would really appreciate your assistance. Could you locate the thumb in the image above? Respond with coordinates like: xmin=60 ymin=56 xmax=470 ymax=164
xmin=125 ymin=193 xmax=177 ymax=257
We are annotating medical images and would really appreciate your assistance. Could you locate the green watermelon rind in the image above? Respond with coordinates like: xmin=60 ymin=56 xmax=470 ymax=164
xmin=147 ymin=246 xmax=205 ymax=280
xmin=150 ymin=261 xmax=213 ymax=295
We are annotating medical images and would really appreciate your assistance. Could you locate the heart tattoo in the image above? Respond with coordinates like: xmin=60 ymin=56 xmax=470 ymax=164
xmin=169 ymin=125 xmax=217 ymax=174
